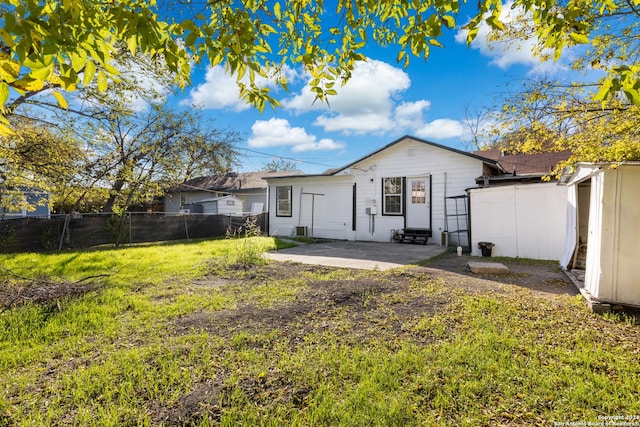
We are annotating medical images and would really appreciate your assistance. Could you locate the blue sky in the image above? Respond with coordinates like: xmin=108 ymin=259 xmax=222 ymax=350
xmin=168 ymin=4 xmax=577 ymax=174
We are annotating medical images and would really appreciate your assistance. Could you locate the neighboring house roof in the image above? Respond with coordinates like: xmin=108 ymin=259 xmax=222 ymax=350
xmin=473 ymin=148 xmax=571 ymax=176
xmin=175 ymin=170 xmax=304 ymax=192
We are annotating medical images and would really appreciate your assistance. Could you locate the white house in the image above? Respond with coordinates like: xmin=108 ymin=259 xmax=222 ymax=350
xmin=561 ymin=163 xmax=640 ymax=308
xmin=265 ymin=136 xmax=502 ymax=245
xmin=164 ymin=170 xmax=302 ymax=214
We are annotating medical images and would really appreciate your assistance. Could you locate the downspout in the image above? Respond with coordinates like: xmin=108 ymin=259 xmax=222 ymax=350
xmin=429 ymin=175 xmax=433 ymax=230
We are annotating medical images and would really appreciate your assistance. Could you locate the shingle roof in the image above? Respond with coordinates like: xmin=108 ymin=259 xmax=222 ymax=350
xmin=176 ymin=170 xmax=303 ymax=192
xmin=472 ymin=148 xmax=571 ymax=175
xmin=333 ymin=135 xmax=499 ymax=174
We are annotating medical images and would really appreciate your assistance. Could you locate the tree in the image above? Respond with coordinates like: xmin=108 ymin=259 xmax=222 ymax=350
xmin=489 ymin=77 xmax=640 ymax=176
xmin=2 ymin=0 xmax=639 ymax=135
xmin=0 ymin=118 xmax=85 ymax=213
xmin=76 ymin=104 xmax=240 ymax=214
xmin=261 ymin=158 xmax=299 ymax=172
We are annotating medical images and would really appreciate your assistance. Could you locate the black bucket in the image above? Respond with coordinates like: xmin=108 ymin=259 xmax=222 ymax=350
xmin=478 ymin=242 xmax=494 ymax=257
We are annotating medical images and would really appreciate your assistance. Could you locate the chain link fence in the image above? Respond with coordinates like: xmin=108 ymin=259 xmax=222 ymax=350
xmin=0 ymin=212 xmax=267 ymax=253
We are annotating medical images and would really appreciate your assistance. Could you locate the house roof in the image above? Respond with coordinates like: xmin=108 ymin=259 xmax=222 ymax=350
xmin=176 ymin=170 xmax=303 ymax=192
xmin=266 ymin=135 xmax=502 ymax=182
xmin=472 ymin=148 xmax=571 ymax=176
xmin=334 ymin=135 xmax=500 ymax=174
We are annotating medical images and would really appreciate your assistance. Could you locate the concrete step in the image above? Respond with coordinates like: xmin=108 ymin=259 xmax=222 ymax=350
xmin=467 ymin=261 xmax=510 ymax=275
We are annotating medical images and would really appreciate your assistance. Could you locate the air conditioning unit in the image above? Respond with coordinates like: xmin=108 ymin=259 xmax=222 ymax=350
xmin=294 ymin=226 xmax=308 ymax=237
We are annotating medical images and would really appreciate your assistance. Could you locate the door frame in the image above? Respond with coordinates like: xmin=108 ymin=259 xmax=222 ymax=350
xmin=404 ymin=175 xmax=432 ymax=230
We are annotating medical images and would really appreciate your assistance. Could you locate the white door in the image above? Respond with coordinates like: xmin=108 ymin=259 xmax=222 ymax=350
xmin=406 ymin=176 xmax=431 ymax=229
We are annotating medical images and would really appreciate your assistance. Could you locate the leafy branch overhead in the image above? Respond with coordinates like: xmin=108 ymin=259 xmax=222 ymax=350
xmin=1 ymin=0 xmax=640 ymax=134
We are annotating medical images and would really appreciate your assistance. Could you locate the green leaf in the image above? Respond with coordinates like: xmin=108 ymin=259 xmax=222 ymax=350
xmin=442 ymin=15 xmax=456 ymax=29
xmin=568 ymin=32 xmax=589 ymax=44
xmin=71 ymin=52 xmax=86 ymax=73
xmin=0 ymin=29 xmax=15 ymax=48
xmin=0 ymin=82 xmax=9 ymax=106
xmin=128 ymin=36 xmax=138 ymax=55
xmin=53 ymin=91 xmax=68 ymax=110
xmin=29 ymin=66 xmax=52 ymax=81
xmin=97 ymin=70 xmax=108 ymax=92
xmin=83 ymin=60 xmax=96 ymax=86
xmin=274 ymin=2 xmax=281 ymax=20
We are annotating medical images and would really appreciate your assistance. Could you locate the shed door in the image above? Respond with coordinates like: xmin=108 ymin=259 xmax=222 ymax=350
xmin=405 ymin=176 xmax=431 ymax=229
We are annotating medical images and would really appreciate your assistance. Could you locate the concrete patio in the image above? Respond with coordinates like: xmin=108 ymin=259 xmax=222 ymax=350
xmin=266 ymin=240 xmax=447 ymax=271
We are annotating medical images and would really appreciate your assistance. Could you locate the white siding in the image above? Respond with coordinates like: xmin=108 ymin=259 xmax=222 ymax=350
xmin=268 ymin=137 xmax=488 ymax=243
xmin=343 ymin=138 xmax=484 ymax=242
xmin=584 ymin=165 xmax=640 ymax=306
xmin=268 ymin=175 xmax=355 ymax=240
xmin=164 ymin=191 xmax=224 ymax=213
xmin=198 ymin=196 xmax=243 ymax=216
xmin=470 ymin=183 xmax=567 ymax=260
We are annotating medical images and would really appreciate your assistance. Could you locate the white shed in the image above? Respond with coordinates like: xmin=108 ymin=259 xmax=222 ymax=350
xmin=194 ymin=195 xmax=243 ymax=216
xmin=561 ymin=163 xmax=640 ymax=308
xmin=469 ymin=182 xmax=567 ymax=259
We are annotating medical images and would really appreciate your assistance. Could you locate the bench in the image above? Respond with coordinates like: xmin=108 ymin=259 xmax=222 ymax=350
xmin=396 ymin=228 xmax=432 ymax=245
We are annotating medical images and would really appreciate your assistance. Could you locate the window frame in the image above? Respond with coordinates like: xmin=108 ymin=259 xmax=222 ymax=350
xmin=411 ymin=179 xmax=426 ymax=204
xmin=275 ymin=185 xmax=293 ymax=217
xmin=382 ymin=177 xmax=404 ymax=216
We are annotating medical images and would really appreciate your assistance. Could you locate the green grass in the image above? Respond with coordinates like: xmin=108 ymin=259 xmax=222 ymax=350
xmin=1 ymin=237 xmax=284 ymax=286
xmin=1 ymin=240 xmax=639 ymax=426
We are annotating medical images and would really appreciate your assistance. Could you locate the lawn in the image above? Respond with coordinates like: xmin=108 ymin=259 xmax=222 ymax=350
xmin=1 ymin=238 xmax=639 ymax=426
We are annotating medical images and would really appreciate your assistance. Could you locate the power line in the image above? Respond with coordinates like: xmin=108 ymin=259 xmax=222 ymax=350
xmin=236 ymin=147 xmax=339 ymax=169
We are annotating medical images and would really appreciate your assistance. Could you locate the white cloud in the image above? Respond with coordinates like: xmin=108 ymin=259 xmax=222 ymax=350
xmin=455 ymin=1 xmax=564 ymax=73
xmin=284 ymin=59 xmax=413 ymax=135
xmin=183 ymin=65 xmax=299 ymax=111
xmin=394 ymin=100 xmax=432 ymax=128
xmin=183 ymin=66 xmax=250 ymax=111
xmin=415 ymin=119 xmax=469 ymax=140
xmin=248 ymin=118 xmax=345 ymax=152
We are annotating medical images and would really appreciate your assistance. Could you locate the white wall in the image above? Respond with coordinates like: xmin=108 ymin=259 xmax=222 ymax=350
xmin=586 ymin=165 xmax=640 ymax=306
xmin=268 ymin=175 xmax=355 ymax=240
xmin=164 ymin=191 xmax=224 ymax=212
xmin=268 ymin=137 xmax=487 ymax=242
xmin=342 ymin=138 xmax=485 ymax=243
xmin=469 ymin=182 xmax=567 ymax=260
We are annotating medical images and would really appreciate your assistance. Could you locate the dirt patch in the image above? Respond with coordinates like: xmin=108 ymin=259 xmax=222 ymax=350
xmin=420 ymin=253 xmax=578 ymax=296
xmin=165 ymin=255 xmax=578 ymax=422
xmin=0 ymin=275 xmax=104 ymax=312
xmin=174 ymin=254 xmax=576 ymax=344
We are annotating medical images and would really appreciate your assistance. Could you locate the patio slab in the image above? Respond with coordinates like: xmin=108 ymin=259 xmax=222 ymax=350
xmin=266 ymin=240 xmax=447 ymax=271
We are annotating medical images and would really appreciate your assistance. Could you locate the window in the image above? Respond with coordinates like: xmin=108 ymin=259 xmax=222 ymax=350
xmin=411 ymin=180 xmax=426 ymax=204
xmin=276 ymin=186 xmax=292 ymax=217
xmin=383 ymin=177 xmax=403 ymax=215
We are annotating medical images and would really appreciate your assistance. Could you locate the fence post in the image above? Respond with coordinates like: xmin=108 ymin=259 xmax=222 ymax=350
xmin=128 ymin=212 xmax=132 ymax=244
xmin=183 ymin=213 xmax=190 ymax=241
xmin=58 ymin=214 xmax=70 ymax=251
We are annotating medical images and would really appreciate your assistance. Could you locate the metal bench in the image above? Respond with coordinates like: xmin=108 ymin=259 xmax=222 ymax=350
xmin=396 ymin=228 xmax=432 ymax=245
